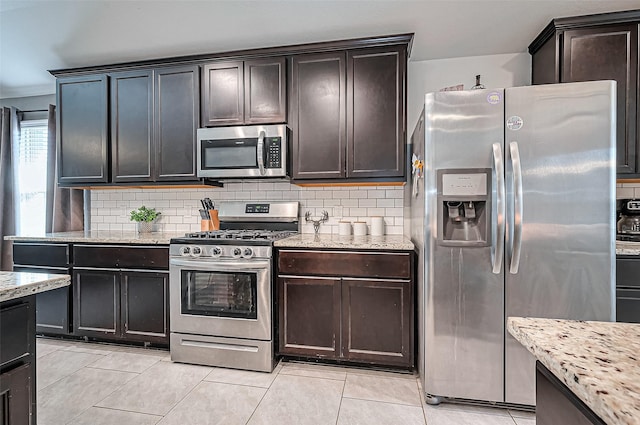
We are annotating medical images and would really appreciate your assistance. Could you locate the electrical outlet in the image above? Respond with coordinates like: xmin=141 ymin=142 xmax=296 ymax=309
xmin=334 ymin=205 xmax=343 ymax=218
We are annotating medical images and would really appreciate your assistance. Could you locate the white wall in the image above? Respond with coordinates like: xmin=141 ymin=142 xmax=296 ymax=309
xmin=90 ymin=184 xmax=405 ymax=235
xmin=407 ymin=53 xmax=532 ymax=135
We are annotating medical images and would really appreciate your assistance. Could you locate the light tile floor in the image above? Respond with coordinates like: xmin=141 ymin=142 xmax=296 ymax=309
xmin=36 ymin=338 xmax=536 ymax=425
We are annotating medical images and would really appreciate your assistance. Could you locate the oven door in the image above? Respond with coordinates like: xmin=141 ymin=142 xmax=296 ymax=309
xmin=170 ymin=258 xmax=272 ymax=341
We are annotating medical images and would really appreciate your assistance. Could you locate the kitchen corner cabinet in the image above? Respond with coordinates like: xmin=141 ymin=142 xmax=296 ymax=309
xmin=12 ymin=243 xmax=73 ymax=336
xmin=277 ymin=249 xmax=414 ymax=368
xmin=73 ymin=245 xmax=169 ymax=345
xmin=529 ymin=11 xmax=640 ymax=177
xmin=57 ymin=75 xmax=109 ymax=184
xmin=290 ymin=45 xmax=407 ymax=182
xmin=201 ymin=57 xmax=286 ymax=127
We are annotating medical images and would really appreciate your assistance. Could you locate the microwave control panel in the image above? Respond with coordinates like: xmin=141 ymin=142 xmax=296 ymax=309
xmin=267 ymin=138 xmax=281 ymax=168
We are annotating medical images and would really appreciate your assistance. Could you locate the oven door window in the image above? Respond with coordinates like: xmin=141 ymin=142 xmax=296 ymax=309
xmin=201 ymin=139 xmax=258 ymax=170
xmin=181 ymin=270 xmax=258 ymax=319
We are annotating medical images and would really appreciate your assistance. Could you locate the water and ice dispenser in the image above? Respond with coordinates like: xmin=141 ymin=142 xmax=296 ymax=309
xmin=437 ymin=169 xmax=491 ymax=246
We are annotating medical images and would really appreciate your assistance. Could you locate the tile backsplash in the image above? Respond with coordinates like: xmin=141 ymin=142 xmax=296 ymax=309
xmin=90 ymin=182 xmax=405 ymax=235
xmin=89 ymin=182 xmax=636 ymax=234
xmin=617 ymin=182 xmax=640 ymax=200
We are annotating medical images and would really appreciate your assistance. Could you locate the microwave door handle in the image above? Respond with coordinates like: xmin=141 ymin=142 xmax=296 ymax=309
xmin=257 ymin=130 xmax=266 ymax=175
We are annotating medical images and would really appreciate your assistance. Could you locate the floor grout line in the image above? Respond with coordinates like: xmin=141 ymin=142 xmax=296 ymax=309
xmin=37 ymin=340 xmax=536 ymax=425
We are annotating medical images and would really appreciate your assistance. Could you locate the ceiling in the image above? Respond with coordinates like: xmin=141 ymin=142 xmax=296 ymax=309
xmin=1 ymin=0 xmax=638 ymax=98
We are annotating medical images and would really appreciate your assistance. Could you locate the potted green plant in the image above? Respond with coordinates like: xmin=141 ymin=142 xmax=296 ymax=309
xmin=130 ymin=206 xmax=161 ymax=233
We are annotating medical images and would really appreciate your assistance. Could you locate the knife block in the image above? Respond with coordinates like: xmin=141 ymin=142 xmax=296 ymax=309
xmin=209 ymin=210 xmax=220 ymax=231
xmin=200 ymin=220 xmax=212 ymax=231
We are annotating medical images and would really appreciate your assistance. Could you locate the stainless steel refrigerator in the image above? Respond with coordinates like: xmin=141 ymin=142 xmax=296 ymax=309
xmin=408 ymin=81 xmax=616 ymax=407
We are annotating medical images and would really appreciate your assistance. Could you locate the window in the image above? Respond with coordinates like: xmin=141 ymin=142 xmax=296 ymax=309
xmin=16 ymin=119 xmax=48 ymax=235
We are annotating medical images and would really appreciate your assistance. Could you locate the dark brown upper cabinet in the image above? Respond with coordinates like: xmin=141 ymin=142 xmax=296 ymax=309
xmin=201 ymin=58 xmax=286 ymax=127
xmin=110 ymin=70 xmax=154 ymax=183
xmin=57 ymin=75 xmax=109 ymax=184
xmin=154 ymin=65 xmax=200 ymax=181
xmin=50 ymin=34 xmax=413 ymax=185
xmin=290 ymin=52 xmax=347 ymax=179
xmin=290 ymin=45 xmax=407 ymax=182
xmin=108 ymin=65 xmax=199 ymax=184
xmin=347 ymin=46 xmax=406 ymax=179
xmin=529 ymin=11 xmax=640 ymax=177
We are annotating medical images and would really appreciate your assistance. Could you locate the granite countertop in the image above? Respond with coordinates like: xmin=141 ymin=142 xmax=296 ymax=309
xmin=0 ymin=272 xmax=71 ymax=303
xmin=508 ymin=317 xmax=640 ymax=425
xmin=616 ymin=241 xmax=640 ymax=256
xmin=274 ymin=233 xmax=414 ymax=251
xmin=5 ymin=231 xmax=186 ymax=245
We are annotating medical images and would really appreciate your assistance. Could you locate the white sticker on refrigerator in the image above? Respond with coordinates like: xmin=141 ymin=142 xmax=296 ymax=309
xmin=487 ymin=91 xmax=501 ymax=105
xmin=506 ymin=116 xmax=523 ymax=131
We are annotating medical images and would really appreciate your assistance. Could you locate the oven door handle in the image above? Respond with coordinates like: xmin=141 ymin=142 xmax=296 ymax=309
xmin=170 ymin=258 xmax=270 ymax=270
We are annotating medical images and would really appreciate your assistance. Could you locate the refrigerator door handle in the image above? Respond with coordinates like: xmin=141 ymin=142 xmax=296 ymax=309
xmin=491 ymin=143 xmax=505 ymax=274
xmin=509 ymin=141 xmax=523 ymax=274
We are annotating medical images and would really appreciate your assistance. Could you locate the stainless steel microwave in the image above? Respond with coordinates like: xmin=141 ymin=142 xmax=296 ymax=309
xmin=196 ymin=125 xmax=288 ymax=179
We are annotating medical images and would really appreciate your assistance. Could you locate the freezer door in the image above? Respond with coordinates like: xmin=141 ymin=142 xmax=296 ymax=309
xmin=424 ymin=89 xmax=505 ymax=402
xmin=504 ymin=81 xmax=616 ymax=406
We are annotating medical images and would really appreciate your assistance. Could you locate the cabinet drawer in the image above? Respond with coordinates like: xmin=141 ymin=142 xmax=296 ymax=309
xmin=13 ymin=243 xmax=70 ymax=267
xmin=616 ymin=256 xmax=640 ymax=288
xmin=0 ymin=302 xmax=31 ymax=367
xmin=617 ymin=288 xmax=640 ymax=323
xmin=74 ymin=245 xmax=169 ymax=270
xmin=278 ymin=250 xmax=411 ymax=279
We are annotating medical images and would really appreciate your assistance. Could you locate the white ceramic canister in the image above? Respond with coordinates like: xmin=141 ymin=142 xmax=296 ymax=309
xmin=338 ymin=221 xmax=352 ymax=236
xmin=370 ymin=216 xmax=385 ymax=236
xmin=353 ymin=221 xmax=367 ymax=236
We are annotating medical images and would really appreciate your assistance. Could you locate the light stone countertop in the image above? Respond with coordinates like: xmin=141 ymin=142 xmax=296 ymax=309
xmin=274 ymin=233 xmax=414 ymax=251
xmin=616 ymin=241 xmax=640 ymax=256
xmin=0 ymin=271 xmax=71 ymax=303
xmin=5 ymin=231 xmax=186 ymax=245
xmin=508 ymin=317 xmax=640 ymax=425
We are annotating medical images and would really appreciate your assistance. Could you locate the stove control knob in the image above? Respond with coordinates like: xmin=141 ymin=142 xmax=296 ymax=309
xmin=232 ymin=248 xmax=242 ymax=258
xmin=191 ymin=246 xmax=202 ymax=257
xmin=242 ymin=247 xmax=253 ymax=259
xmin=179 ymin=246 xmax=191 ymax=256
xmin=211 ymin=246 xmax=222 ymax=258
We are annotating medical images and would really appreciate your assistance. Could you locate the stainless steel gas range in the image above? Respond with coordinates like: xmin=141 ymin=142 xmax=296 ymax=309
xmin=169 ymin=201 xmax=298 ymax=372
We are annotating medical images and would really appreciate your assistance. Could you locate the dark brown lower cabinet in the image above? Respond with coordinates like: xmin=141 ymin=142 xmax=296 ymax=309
xmin=121 ymin=271 xmax=169 ymax=343
xmin=342 ymin=278 xmax=411 ymax=366
xmin=0 ymin=364 xmax=32 ymax=425
xmin=536 ymin=361 xmax=605 ymax=425
xmin=74 ymin=270 xmax=120 ymax=337
xmin=279 ymin=276 xmax=341 ymax=358
xmin=74 ymin=269 xmax=169 ymax=345
xmin=277 ymin=249 xmax=414 ymax=368
xmin=1 ymin=296 xmax=36 ymax=425
xmin=12 ymin=243 xmax=73 ymax=336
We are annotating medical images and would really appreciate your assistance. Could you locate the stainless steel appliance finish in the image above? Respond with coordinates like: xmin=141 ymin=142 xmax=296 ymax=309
xmin=197 ymin=124 xmax=288 ymax=179
xmin=169 ymin=201 xmax=298 ymax=372
xmin=409 ymin=81 xmax=616 ymax=407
